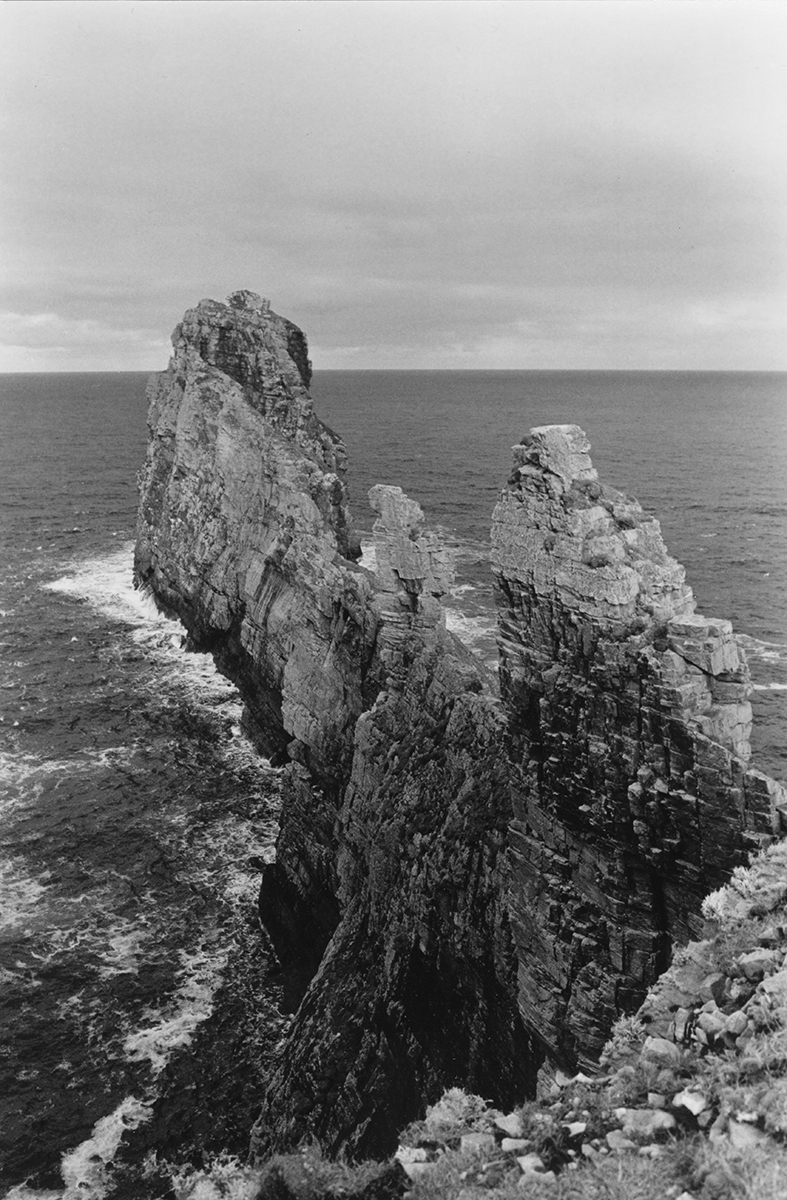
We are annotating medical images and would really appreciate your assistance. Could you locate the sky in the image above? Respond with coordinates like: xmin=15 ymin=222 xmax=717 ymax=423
xmin=1 ymin=0 xmax=785 ymax=371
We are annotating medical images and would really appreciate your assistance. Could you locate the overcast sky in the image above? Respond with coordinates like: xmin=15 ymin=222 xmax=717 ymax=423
xmin=1 ymin=1 xmax=785 ymax=371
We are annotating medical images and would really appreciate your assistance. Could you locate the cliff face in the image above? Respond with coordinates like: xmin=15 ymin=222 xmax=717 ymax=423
xmin=135 ymin=296 xmax=785 ymax=1159
xmin=135 ymin=289 xmax=366 ymax=779
xmin=492 ymin=424 xmax=782 ymax=1070
xmin=135 ymin=290 xmax=376 ymax=955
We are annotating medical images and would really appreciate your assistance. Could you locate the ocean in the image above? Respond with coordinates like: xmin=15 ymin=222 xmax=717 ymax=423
xmin=1 ymin=369 xmax=786 ymax=1197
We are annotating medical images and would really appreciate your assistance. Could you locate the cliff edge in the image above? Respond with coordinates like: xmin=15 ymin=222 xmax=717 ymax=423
xmin=135 ymin=295 xmax=786 ymax=1159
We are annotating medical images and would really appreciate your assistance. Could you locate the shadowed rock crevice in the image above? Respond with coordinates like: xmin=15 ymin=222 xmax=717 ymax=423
xmin=135 ymin=297 xmax=785 ymax=1158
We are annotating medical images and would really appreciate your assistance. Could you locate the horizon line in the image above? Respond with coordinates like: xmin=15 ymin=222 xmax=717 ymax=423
xmin=2 ymin=366 xmax=786 ymax=377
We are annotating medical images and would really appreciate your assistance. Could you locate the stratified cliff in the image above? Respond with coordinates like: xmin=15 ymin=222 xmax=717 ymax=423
xmin=135 ymin=294 xmax=786 ymax=1160
xmin=492 ymin=424 xmax=784 ymax=1071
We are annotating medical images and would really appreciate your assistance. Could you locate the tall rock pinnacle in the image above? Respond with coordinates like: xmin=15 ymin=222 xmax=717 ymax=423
xmin=492 ymin=424 xmax=778 ymax=1066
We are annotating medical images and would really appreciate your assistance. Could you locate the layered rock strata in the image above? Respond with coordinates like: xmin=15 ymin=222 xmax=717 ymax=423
xmin=491 ymin=424 xmax=784 ymax=1071
xmin=135 ymin=295 xmax=785 ymax=1159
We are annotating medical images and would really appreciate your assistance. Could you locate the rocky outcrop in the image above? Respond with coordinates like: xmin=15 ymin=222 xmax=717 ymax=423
xmin=492 ymin=424 xmax=784 ymax=1071
xmin=135 ymin=296 xmax=785 ymax=1161
xmin=135 ymin=290 xmax=376 ymax=964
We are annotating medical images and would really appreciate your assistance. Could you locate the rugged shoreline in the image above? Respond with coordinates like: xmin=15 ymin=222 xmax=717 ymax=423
xmin=134 ymin=291 xmax=786 ymax=1161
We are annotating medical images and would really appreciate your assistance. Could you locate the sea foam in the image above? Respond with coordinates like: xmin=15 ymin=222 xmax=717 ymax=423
xmin=122 ymin=945 xmax=227 ymax=1076
xmin=59 ymin=1096 xmax=153 ymax=1199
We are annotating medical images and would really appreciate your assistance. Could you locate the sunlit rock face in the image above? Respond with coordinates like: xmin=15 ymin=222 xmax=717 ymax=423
xmin=136 ymin=300 xmax=784 ymax=1158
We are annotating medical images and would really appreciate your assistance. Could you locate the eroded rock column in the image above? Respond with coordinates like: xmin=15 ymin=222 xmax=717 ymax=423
xmin=492 ymin=424 xmax=782 ymax=1071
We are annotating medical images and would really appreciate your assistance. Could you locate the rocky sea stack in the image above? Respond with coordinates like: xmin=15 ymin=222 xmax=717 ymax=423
xmin=134 ymin=293 xmax=787 ymax=1161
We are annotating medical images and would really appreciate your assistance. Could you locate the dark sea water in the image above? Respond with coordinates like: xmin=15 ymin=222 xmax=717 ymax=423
xmin=1 ymin=369 xmax=786 ymax=1197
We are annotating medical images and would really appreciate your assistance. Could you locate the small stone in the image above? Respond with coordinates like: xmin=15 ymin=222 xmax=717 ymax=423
xmin=698 ymin=973 xmax=726 ymax=1003
xmin=501 ymin=1138 xmax=529 ymax=1152
xmin=563 ymin=1121 xmax=587 ymax=1138
xmin=728 ymin=1119 xmax=768 ymax=1150
xmin=613 ymin=1064 xmax=637 ymax=1081
xmin=759 ymin=968 xmax=787 ymax=1004
xmin=395 ymin=1147 xmax=429 ymax=1164
xmin=581 ymin=1144 xmax=599 ymax=1159
xmin=654 ymin=1068 xmax=680 ymax=1093
xmin=460 ymin=1132 xmax=496 ymax=1154
xmin=618 ymin=1108 xmax=677 ymax=1141
xmin=516 ymin=1152 xmax=546 ymax=1175
xmin=672 ymin=1008 xmax=693 ymax=1041
xmin=703 ymin=1171 xmax=730 ymax=1196
xmin=737 ymin=949 xmax=780 ymax=981
xmin=401 ymin=1162 xmax=434 ymax=1180
xmin=494 ymin=1112 xmax=524 ymax=1138
xmin=672 ymin=1090 xmax=707 ymax=1117
xmin=641 ymin=1036 xmax=680 ymax=1065
xmin=517 ymin=1170 xmax=556 ymax=1187
xmin=708 ymin=1113 xmax=727 ymax=1142
xmin=606 ymin=1129 xmax=637 ymax=1151
xmin=647 ymin=1093 xmax=666 ymax=1109
xmin=724 ymin=1010 xmax=749 ymax=1036
xmin=729 ymin=978 xmax=756 ymax=1003
xmin=697 ymin=1010 xmax=725 ymax=1038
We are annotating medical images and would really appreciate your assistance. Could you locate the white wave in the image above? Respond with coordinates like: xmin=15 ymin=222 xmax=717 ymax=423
xmin=0 ymin=964 xmax=41 ymax=991
xmin=0 ymin=858 xmax=50 ymax=933
xmin=2 ymin=1186 xmax=62 ymax=1199
xmin=739 ymin=634 xmax=787 ymax=662
xmin=44 ymin=544 xmax=164 ymax=629
xmin=0 ymin=753 xmax=48 ymax=819
xmin=96 ymin=918 xmax=151 ymax=979
xmin=0 ymin=1095 xmax=152 ymax=1200
xmin=170 ymin=1156 xmax=264 ymax=1200
xmin=122 ymin=945 xmax=227 ymax=1076
xmin=445 ymin=607 xmax=495 ymax=647
xmin=59 ymin=1095 xmax=152 ymax=1200
xmin=753 ymin=683 xmax=787 ymax=692
xmin=0 ymin=747 xmax=136 ymax=784
xmin=748 ymin=648 xmax=787 ymax=664
xmin=42 ymin=544 xmax=248 ymax=714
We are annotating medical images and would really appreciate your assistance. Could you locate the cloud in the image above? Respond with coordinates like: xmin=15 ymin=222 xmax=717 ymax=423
xmin=0 ymin=0 xmax=785 ymax=369
xmin=0 ymin=311 xmax=170 ymax=372
xmin=308 ymin=284 xmax=787 ymax=371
